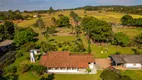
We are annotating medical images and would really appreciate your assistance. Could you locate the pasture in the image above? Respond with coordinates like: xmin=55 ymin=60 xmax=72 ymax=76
xmin=16 ymin=10 xmax=142 ymax=58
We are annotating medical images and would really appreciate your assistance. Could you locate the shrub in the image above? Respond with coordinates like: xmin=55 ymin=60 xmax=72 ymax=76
xmin=132 ymin=48 xmax=142 ymax=54
xmin=35 ymin=54 xmax=42 ymax=61
xmin=4 ymin=73 xmax=18 ymax=80
xmin=26 ymin=56 xmax=30 ymax=60
xmin=15 ymin=51 xmax=23 ymax=58
xmin=4 ymin=65 xmax=17 ymax=74
xmin=18 ymin=64 xmax=30 ymax=73
xmin=30 ymin=65 xmax=46 ymax=75
xmin=112 ymin=32 xmax=130 ymax=47
xmin=116 ymin=51 xmax=121 ymax=55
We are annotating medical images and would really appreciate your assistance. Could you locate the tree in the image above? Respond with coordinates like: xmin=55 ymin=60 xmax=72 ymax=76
xmin=112 ymin=32 xmax=130 ymax=47
xmin=100 ymin=68 xmax=120 ymax=80
xmin=35 ymin=18 xmax=45 ymax=29
xmin=51 ymin=17 xmax=56 ymax=25
xmin=30 ymin=65 xmax=46 ymax=75
xmin=48 ymin=7 xmax=54 ymax=15
xmin=57 ymin=16 xmax=70 ymax=27
xmin=86 ymin=68 xmax=91 ymax=74
xmin=43 ymin=26 xmax=56 ymax=40
xmin=88 ymin=39 xmax=91 ymax=53
xmin=40 ymin=41 xmax=57 ymax=52
xmin=18 ymin=64 xmax=30 ymax=73
xmin=120 ymin=76 xmax=132 ymax=80
xmin=4 ymin=65 xmax=17 ymax=74
xmin=0 ymin=25 xmax=5 ymax=40
xmin=15 ymin=10 xmax=20 ymax=13
xmin=73 ymin=39 xmax=86 ymax=52
xmin=14 ymin=28 xmax=38 ymax=46
xmin=39 ymin=73 xmax=54 ymax=80
xmin=134 ymin=32 xmax=142 ymax=47
xmin=81 ymin=16 xmax=112 ymax=42
xmin=70 ymin=11 xmax=80 ymax=25
xmin=121 ymin=15 xmax=133 ymax=26
xmin=3 ymin=21 xmax=15 ymax=39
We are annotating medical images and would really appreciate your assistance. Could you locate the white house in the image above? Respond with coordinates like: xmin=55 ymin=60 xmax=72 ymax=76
xmin=30 ymin=49 xmax=41 ymax=63
xmin=30 ymin=49 xmax=40 ymax=55
xmin=40 ymin=51 xmax=96 ymax=74
xmin=110 ymin=54 xmax=142 ymax=69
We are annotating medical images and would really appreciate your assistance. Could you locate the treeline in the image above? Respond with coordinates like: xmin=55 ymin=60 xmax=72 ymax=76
xmin=0 ymin=10 xmax=26 ymax=20
xmin=81 ymin=16 xmax=142 ymax=54
xmin=121 ymin=15 xmax=142 ymax=27
xmin=75 ymin=5 xmax=142 ymax=15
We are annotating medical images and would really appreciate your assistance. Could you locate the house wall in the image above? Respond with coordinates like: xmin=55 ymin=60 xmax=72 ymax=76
xmin=124 ymin=63 xmax=142 ymax=69
xmin=47 ymin=68 xmax=78 ymax=73
xmin=89 ymin=63 xmax=94 ymax=69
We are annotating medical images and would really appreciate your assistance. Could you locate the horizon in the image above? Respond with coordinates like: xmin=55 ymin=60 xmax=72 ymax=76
xmin=0 ymin=0 xmax=142 ymax=11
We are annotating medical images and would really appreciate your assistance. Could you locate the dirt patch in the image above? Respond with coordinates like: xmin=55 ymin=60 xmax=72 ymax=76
xmin=95 ymin=58 xmax=111 ymax=69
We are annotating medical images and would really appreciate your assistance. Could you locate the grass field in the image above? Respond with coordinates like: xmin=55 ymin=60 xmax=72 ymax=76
xmin=18 ymin=70 xmax=142 ymax=80
xmin=113 ymin=27 xmax=142 ymax=39
xmin=49 ymin=36 xmax=76 ymax=42
xmin=18 ymin=71 xmax=102 ymax=80
xmin=121 ymin=70 xmax=142 ymax=80
xmin=91 ymin=44 xmax=134 ymax=58
xmin=17 ymin=18 xmax=38 ymax=27
xmin=81 ymin=34 xmax=134 ymax=58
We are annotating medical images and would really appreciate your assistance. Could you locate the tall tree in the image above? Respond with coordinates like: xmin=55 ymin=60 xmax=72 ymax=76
xmin=57 ymin=16 xmax=70 ymax=27
xmin=14 ymin=28 xmax=38 ymax=46
xmin=121 ymin=15 xmax=133 ymax=26
xmin=4 ymin=21 xmax=15 ymax=39
xmin=112 ymin=32 xmax=130 ymax=47
xmin=48 ymin=7 xmax=54 ymax=15
xmin=134 ymin=32 xmax=142 ymax=48
xmin=34 ymin=18 xmax=45 ymax=29
xmin=81 ymin=16 xmax=112 ymax=42
xmin=87 ymin=39 xmax=91 ymax=53
xmin=51 ymin=17 xmax=56 ymax=25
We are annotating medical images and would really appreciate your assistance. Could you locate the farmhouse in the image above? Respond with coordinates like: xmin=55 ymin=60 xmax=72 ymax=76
xmin=110 ymin=54 xmax=142 ymax=69
xmin=40 ymin=51 xmax=96 ymax=74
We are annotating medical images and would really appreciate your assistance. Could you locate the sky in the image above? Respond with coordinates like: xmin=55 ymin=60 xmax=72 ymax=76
xmin=0 ymin=0 xmax=142 ymax=11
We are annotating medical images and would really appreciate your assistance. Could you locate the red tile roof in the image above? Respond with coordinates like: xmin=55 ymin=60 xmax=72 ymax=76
xmin=40 ymin=51 xmax=95 ymax=68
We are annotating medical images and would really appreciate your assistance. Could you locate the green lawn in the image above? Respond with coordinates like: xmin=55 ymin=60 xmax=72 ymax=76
xmin=17 ymin=18 xmax=37 ymax=27
xmin=55 ymin=71 xmax=102 ymax=80
xmin=121 ymin=70 xmax=142 ymax=80
xmin=80 ymin=34 xmax=134 ymax=58
xmin=49 ymin=36 xmax=76 ymax=42
xmin=113 ymin=27 xmax=142 ymax=39
xmin=18 ymin=71 xmax=40 ymax=80
xmin=18 ymin=71 xmax=102 ymax=80
xmin=18 ymin=70 xmax=142 ymax=80
xmin=91 ymin=44 xmax=134 ymax=58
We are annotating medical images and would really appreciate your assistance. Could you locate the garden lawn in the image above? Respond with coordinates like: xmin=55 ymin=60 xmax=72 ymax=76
xmin=49 ymin=36 xmax=76 ymax=42
xmin=81 ymin=34 xmax=134 ymax=58
xmin=17 ymin=18 xmax=38 ymax=27
xmin=121 ymin=70 xmax=142 ymax=80
xmin=113 ymin=27 xmax=142 ymax=39
xmin=18 ymin=70 xmax=102 ymax=80
xmin=18 ymin=71 xmax=40 ymax=80
xmin=91 ymin=44 xmax=134 ymax=58
xmin=17 ymin=70 xmax=142 ymax=80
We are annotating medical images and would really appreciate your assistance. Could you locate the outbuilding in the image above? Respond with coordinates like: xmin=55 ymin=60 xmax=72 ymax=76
xmin=110 ymin=54 xmax=142 ymax=69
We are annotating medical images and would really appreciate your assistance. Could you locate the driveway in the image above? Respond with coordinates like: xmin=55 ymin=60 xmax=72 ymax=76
xmin=95 ymin=58 xmax=111 ymax=69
